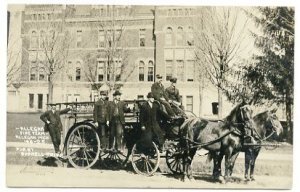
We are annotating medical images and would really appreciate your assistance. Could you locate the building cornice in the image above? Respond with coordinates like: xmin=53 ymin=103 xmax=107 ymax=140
xmin=65 ymin=16 xmax=154 ymax=23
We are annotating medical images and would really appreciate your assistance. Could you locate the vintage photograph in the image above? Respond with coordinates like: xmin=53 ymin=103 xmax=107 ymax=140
xmin=6 ymin=4 xmax=294 ymax=188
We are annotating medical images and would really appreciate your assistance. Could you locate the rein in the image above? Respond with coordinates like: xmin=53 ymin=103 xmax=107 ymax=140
xmin=184 ymin=129 xmax=235 ymax=149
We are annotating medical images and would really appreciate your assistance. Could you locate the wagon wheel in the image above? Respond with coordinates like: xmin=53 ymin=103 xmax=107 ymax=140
xmin=66 ymin=124 xmax=100 ymax=169
xmin=100 ymin=144 xmax=129 ymax=170
xmin=166 ymin=144 xmax=184 ymax=174
xmin=131 ymin=142 xmax=160 ymax=176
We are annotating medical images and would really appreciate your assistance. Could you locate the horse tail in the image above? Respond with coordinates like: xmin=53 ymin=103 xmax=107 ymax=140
xmin=206 ymin=152 xmax=213 ymax=163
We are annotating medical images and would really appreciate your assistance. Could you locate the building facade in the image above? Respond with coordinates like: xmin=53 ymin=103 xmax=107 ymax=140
xmin=8 ymin=5 xmax=263 ymax=119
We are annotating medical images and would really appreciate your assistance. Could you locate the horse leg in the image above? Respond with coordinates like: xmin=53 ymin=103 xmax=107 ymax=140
xmin=224 ymin=147 xmax=234 ymax=182
xmin=249 ymin=148 xmax=260 ymax=181
xmin=228 ymin=152 xmax=239 ymax=177
xmin=244 ymin=149 xmax=252 ymax=181
xmin=212 ymin=151 xmax=224 ymax=183
xmin=187 ymin=148 xmax=197 ymax=181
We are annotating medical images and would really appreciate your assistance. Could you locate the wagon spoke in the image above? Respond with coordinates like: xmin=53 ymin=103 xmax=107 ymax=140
xmin=146 ymin=160 xmax=154 ymax=171
xmin=83 ymin=151 xmax=90 ymax=166
xmin=145 ymin=160 xmax=150 ymax=173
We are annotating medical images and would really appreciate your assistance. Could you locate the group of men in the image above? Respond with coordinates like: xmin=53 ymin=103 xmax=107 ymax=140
xmin=40 ymin=74 xmax=184 ymax=156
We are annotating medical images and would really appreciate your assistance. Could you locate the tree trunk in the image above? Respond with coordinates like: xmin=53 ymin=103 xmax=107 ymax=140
xmin=48 ymin=75 xmax=54 ymax=104
xmin=285 ymin=98 xmax=293 ymax=144
xmin=199 ymin=83 xmax=203 ymax=117
xmin=218 ymin=87 xmax=223 ymax=119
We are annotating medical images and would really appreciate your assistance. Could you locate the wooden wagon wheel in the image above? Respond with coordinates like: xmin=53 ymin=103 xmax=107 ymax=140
xmin=66 ymin=123 xmax=100 ymax=169
xmin=100 ymin=145 xmax=129 ymax=170
xmin=131 ymin=142 xmax=160 ymax=176
xmin=166 ymin=143 xmax=184 ymax=174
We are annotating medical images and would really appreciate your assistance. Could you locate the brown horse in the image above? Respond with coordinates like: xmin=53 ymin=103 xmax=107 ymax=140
xmin=178 ymin=102 xmax=255 ymax=182
xmin=242 ymin=108 xmax=283 ymax=181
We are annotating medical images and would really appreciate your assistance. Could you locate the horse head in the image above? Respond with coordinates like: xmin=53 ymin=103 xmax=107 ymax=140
xmin=225 ymin=103 xmax=255 ymax=131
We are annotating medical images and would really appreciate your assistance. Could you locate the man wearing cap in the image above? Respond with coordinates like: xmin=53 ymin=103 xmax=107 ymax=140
xmin=151 ymin=74 xmax=176 ymax=117
xmin=139 ymin=92 xmax=170 ymax=151
xmin=108 ymin=90 xmax=129 ymax=152
xmin=165 ymin=77 xmax=186 ymax=117
xmin=40 ymin=104 xmax=72 ymax=155
xmin=94 ymin=91 xmax=110 ymax=148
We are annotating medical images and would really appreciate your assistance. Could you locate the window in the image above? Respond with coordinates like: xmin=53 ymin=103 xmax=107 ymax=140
xmin=48 ymin=30 xmax=55 ymax=46
xmin=74 ymin=94 xmax=80 ymax=102
xmin=30 ymin=31 xmax=39 ymax=49
xmin=98 ymin=30 xmax=105 ymax=47
xmin=137 ymin=95 xmax=144 ymax=100
xmin=67 ymin=61 xmax=73 ymax=81
xmin=29 ymin=94 xmax=34 ymax=109
xmin=76 ymin=30 xmax=82 ymax=48
xmin=75 ymin=67 xmax=81 ymax=81
xmin=66 ymin=94 xmax=72 ymax=102
xmin=177 ymin=27 xmax=184 ymax=46
xmin=186 ymin=96 xmax=193 ymax=112
xmin=139 ymin=61 xmax=145 ymax=81
xmin=38 ymin=94 xmax=43 ymax=109
xmin=186 ymin=26 xmax=194 ymax=46
xmin=115 ymin=61 xmax=122 ymax=81
xmin=107 ymin=62 xmax=111 ymax=81
xmin=176 ymin=60 xmax=184 ymax=81
xmin=32 ymin=14 xmax=37 ymax=20
xmin=30 ymin=62 xmax=38 ymax=81
xmin=165 ymin=27 xmax=173 ymax=46
xmin=186 ymin=60 xmax=195 ymax=81
xmin=139 ymin=29 xmax=146 ymax=47
xmin=167 ymin=9 xmax=172 ymax=16
xmin=97 ymin=61 xmax=105 ymax=81
xmin=148 ymin=61 xmax=154 ymax=82
xmin=165 ymin=60 xmax=173 ymax=81
xmin=39 ymin=66 xmax=46 ymax=81
xmin=116 ymin=30 xmax=122 ymax=47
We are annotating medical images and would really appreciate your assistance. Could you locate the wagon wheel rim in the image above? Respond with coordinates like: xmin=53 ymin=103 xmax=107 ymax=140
xmin=100 ymin=147 xmax=129 ymax=170
xmin=131 ymin=142 xmax=160 ymax=176
xmin=66 ymin=124 xmax=100 ymax=169
xmin=166 ymin=145 xmax=184 ymax=174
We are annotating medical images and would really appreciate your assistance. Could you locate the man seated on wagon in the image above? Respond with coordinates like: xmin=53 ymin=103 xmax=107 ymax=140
xmin=165 ymin=77 xmax=187 ymax=119
xmin=139 ymin=92 xmax=171 ymax=152
xmin=151 ymin=74 xmax=181 ymax=120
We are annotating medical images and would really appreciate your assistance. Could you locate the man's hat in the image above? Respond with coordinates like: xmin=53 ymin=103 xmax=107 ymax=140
xmin=147 ymin=92 xmax=154 ymax=98
xmin=100 ymin=91 xmax=107 ymax=96
xmin=156 ymin=74 xmax=163 ymax=79
xmin=113 ymin=90 xmax=122 ymax=96
xmin=170 ymin=77 xmax=177 ymax=83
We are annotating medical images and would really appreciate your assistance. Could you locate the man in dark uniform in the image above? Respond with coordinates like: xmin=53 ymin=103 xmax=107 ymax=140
xmin=165 ymin=77 xmax=186 ymax=118
xmin=151 ymin=74 xmax=176 ymax=117
xmin=94 ymin=91 xmax=110 ymax=148
xmin=139 ymin=92 xmax=171 ymax=151
xmin=40 ymin=104 xmax=72 ymax=154
xmin=108 ymin=90 xmax=129 ymax=152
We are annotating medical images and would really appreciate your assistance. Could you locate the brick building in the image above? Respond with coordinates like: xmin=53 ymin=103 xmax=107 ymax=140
xmin=7 ymin=5 xmax=240 ymax=118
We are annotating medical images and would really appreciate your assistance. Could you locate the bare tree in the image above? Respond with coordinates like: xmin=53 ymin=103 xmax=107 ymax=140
xmin=25 ymin=8 xmax=72 ymax=103
xmin=194 ymin=7 xmax=249 ymax=118
xmin=82 ymin=5 xmax=134 ymax=95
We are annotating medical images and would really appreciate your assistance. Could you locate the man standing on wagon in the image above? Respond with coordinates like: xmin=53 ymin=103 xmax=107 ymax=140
xmin=94 ymin=91 xmax=110 ymax=149
xmin=108 ymin=90 xmax=129 ymax=153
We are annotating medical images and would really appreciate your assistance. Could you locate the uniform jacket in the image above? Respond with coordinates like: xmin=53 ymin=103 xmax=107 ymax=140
xmin=40 ymin=108 xmax=71 ymax=132
xmin=108 ymin=100 xmax=129 ymax=125
xmin=94 ymin=99 xmax=109 ymax=123
xmin=165 ymin=85 xmax=181 ymax=103
xmin=151 ymin=82 xmax=168 ymax=101
xmin=139 ymin=101 xmax=170 ymax=136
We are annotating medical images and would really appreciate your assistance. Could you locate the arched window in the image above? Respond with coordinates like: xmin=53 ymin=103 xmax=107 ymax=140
xmin=186 ymin=26 xmax=194 ymax=46
xmin=75 ymin=61 xmax=81 ymax=81
xmin=165 ymin=27 xmax=173 ymax=46
xmin=38 ymin=62 xmax=46 ymax=81
xmin=30 ymin=62 xmax=38 ymax=81
xmin=177 ymin=26 xmax=184 ymax=46
xmin=139 ymin=61 xmax=145 ymax=81
xmin=147 ymin=60 xmax=154 ymax=82
xmin=30 ymin=31 xmax=39 ymax=49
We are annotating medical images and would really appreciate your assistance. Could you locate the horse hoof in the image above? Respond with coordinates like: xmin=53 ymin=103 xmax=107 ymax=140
xmin=250 ymin=176 xmax=255 ymax=181
xmin=218 ymin=176 xmax=225 ymax=184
